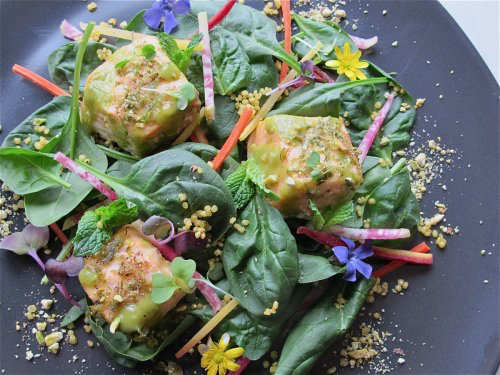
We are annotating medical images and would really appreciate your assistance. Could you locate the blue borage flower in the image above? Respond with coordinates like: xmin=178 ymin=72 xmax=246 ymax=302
xmin=143 ymin=0 xmax=191 ymax=34
xmin=333 ymin=237 xmax=373 ymax=282
xmin=266 ymin=60 xmax=318 ymax=96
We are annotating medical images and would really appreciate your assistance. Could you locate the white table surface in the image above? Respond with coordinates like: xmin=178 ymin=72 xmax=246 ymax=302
xmin=439 ymin=0 xmax=499 ymax=82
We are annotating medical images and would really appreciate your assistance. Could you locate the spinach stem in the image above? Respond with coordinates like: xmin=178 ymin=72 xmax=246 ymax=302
xmin=41 ymin=238 xmax=75 ymax=285
xmin=69 ymin=23 xmax=95 ymax=160
xmin=49 ymin=173 xmax=72 ymax=189
xmin=390 ymin=158 xmax=407 ymax=175
xmin=96 ymin=144 xmax=140 ymax=163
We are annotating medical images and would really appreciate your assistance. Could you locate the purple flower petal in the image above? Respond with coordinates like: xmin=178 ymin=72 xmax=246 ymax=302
xmin=45 ymin=256 xmax=84 ymax=284
xmin=143 ymin=215 xmax=175 ymax=242
xmin=333 ymin=246 xmax=349 ymax=264
xmin=344 ymin=261 xmax=357 ymax=282
xmin=352 ymin=241 xmax=373 ymax=260
xmin=351 ymin=259 xmax=372 ymax=279
xmin=23 ymin=225 xmax=49 ymax=253
xmin=0 ymin=232 xmax=30 ymax=255
xmin=163 ymin=10 xmax=178 ymax=33
xmin=340 ymin=236 xmax=355 ymax=251
xmin=172 ymin=0 xmax=191 ymax=16
xmin=143 ymin=2 xmax=165 ymax=29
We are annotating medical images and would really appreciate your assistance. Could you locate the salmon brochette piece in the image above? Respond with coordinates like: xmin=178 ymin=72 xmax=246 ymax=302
xmin=79 ymin=224 xmax=184 ymax=334
xmin=81 ymin=37 xmax=201 ymax=157
xmin=247 ymin=115 xmax=363 ymax=218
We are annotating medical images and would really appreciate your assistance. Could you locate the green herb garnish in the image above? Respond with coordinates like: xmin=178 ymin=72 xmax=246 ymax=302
xmin=115 ymin=58 xmax=130 ymax=68
xmin=151 ymin=258 xmax=196 ymax=304
xmin=157 ymin=32 xmax=202 ymax=74
xmin=141 ymin=44 xmax=156 ymax=60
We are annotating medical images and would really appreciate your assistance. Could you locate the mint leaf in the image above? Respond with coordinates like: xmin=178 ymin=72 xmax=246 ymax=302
xmin=157 ymin=32 xmax=202 ymax=74
xmin=151 ymin=273 xmax=179 ymax=304
xmin=246 ymin=158 xmax=279 ymax=201
xmin=306 ymin=152 xmax=321 ymax=167
xmin=141 ymin=44 xmax=156 ymax=60
xmin=225 ymin=163 xmax=256 ymax=210
xmin=73 ymin=212 xmax=112 ymax=257
xmin=115 ymin=59 xmax=130 ymax=69
xmin=73 ymin=198 xmax=138 ymax=257
xmin=324 ymin=201 xmax=354 ymax=226
xmin=309 ymin=200 xmax=325 ymax=230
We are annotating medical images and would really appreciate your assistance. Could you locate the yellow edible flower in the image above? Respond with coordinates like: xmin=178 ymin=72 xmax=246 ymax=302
xmin=325 ymin=42 xmax=369 ymax=81
xmin=200 ymin=333 xmax=244 ymax=375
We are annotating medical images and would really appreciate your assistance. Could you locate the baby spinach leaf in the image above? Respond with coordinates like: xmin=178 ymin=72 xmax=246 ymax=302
xmin=292 ymin=13 xmax=356 ymax=62
xmin=1 ymin=96 xmax=71 ymax=149
xmin=89 ymin=312 xmax=196 ymax=368
xmin=298 ymin=254 xmax=344 ymax=283
xmin=0 ymin=148 xmax=71 ymax=195
xmin=48 ymin=41 xmax=117 ymax=91
xmin=269 ymin=78 xmax=388 ymax=117
xmin=73 ymin=199 xmax=139 ymax=257
xmin=223 ymin=195 xmax=299 ymax=316
xmin=341 ymin=63 xmax=416 ymax=161
xmin=74 ymin=149 xmax=236 ymax=242
xmin=275 ymin=278 xmax=375 ymax=375
xmin=61 ymin=299 xmax=88 ymax=327
xmin=190 ymin=281 xmax=311 ymax=360
xmin=211 ymin=27 xmax=252 ymax=95
xmin=363 ymin=167 xmax=420 ymax=230
xmin=246 ymin=55 xmax=278 ymax=92
xmin=171 ymin=142 xmax=239 ymax=180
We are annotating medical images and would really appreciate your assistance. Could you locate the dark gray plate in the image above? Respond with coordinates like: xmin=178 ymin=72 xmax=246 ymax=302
xmin=1 ymin=1 xmax=498 ymax=374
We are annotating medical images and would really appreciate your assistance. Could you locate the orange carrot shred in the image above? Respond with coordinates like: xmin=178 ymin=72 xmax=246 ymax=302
xmin=211 ymin=108 xmax=254 ymax=171
xmin=49 ymin=223 xmax=69 ymax=245
xmin=12 ymin=64 xmax=69 ymax=97
xmin=373 ymin=242 xmax=430 ymax=278
xmin=279 ymin=0 xmax=292 ymax=83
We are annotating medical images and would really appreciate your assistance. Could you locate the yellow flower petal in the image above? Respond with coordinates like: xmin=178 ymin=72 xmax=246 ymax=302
xmin=218 ymin=333 xmax=230 ymax=352
xmin=201 ymin=353 xmax=213 ymax=368
xmin=325 ymin=60 xmax=340 ymax=68
xmin=207 ymin=363 xmax=218 ymax=375
xmin=218 ymin=360 xmax=227 ymax=375
xmin=224 ymin=347 xmax=245 ymax=359
xmin=354 ymin=69 xmax=367 ymax=80
xmin=337 ymin=66 xmax=346 ymax=75
xmin=344 ymin=70 xmax=356 ymax=81
xmin=226 ymin=360 xmax=241 ymax=372
xmin=343 ymin=42 xmax=351 ymax=55
xmin=334 ymin=46 xmax=342 ymax=58
xmin=355 ymin=60 xmax=369 ymax=69
xmin=353 ymin=50 xmax=362 ymax=60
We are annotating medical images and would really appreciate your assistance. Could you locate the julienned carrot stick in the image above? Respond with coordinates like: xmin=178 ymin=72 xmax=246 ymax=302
xmin=373 ymin=242 xmax=430 ymax=278
xmin=12 ymin=64 xmax=69 ymax=97
xmin=49 ymin=223 xmax=69 ymax=244
xmin=279 ymin=0 xmax=292 ymax=83
xmin=211 ymin=108 xmax=254 ymax=171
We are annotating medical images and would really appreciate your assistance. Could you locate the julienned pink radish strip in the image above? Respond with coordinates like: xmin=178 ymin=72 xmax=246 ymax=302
xmin=60 ymin=19 xmax=83 ymax=40
xmin=349 ymin=35 xmax=378 ymax=50
xmin=54 ymin=152 xmax=118 ymax=201
xmin=229 ymin=357 xmax=252 ymax=375
xmin=198 ymin=12 xmax=215 ymax=122
xmin=324 ymin=225 xmax=410 ymax=240
xmin=358 ymin=92 xmax=395 ymax=163
xmin=151 ymin=239 xmax=222 ymax=313
xmin=373 ymin=246 xmax=433 ymax=265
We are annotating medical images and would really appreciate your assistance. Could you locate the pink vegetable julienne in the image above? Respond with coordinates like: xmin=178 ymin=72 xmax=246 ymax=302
xmin=60 ymin=19 xmax=83 ymax=40
xmin=324 ymin=225 xmax=410 ymax=240
xmin=349 ymin=35 xmax=378 ymax=50
xmin=357 ymin=92 xmax=395 ymax=163
xmin=198 ymin=12 xmax=216 ymax=122
xmin=54 ymin=152 xmax=118 ymax=201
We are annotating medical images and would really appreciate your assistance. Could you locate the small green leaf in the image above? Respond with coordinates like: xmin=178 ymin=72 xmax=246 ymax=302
xmin=311 ymin=169 xmax=323 ymax=182
xmin=141 ymin=44 xmax=156 ymax=60
xmin=61 ymin=299 xmax=88 ymax=327
xmin=151 ymin=273 xmax=180 ymax=304
xmin=225 ymin=163 xmax=256 ymax=210
xmin=157 ymin=32 xmax=201 ymax=74
xmin=169 ymin=83 xmax=196 ymax=110
xmin=246 ymin=158 xmax=279 ymax=201
xmin=115 ymin=58 xmax=130 ymax=69
xmin=324 ymin=201 xmax=354 ymax=226
xmin=309 ymin=200 xmax=325 ymax=230
xmin=306 ymin=152 xmax=321 ymax=167
xmin=171 ymin=258 xmax=197 ymax=291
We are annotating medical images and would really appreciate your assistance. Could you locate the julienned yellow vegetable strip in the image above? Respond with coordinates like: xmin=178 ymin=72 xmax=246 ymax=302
xmin=175 ymin=299 xmax=240 ymax=359
xmin=79 ymin=23 xmax=203 ymax=51
xmin=239 ymin=41 xmax=324 ymax=141
xmin=172 ymin=107 xmax=205 ymax=145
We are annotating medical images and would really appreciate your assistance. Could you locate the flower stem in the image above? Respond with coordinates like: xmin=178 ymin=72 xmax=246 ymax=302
xmin=29 ymin=250 xmax=46 ymax=271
